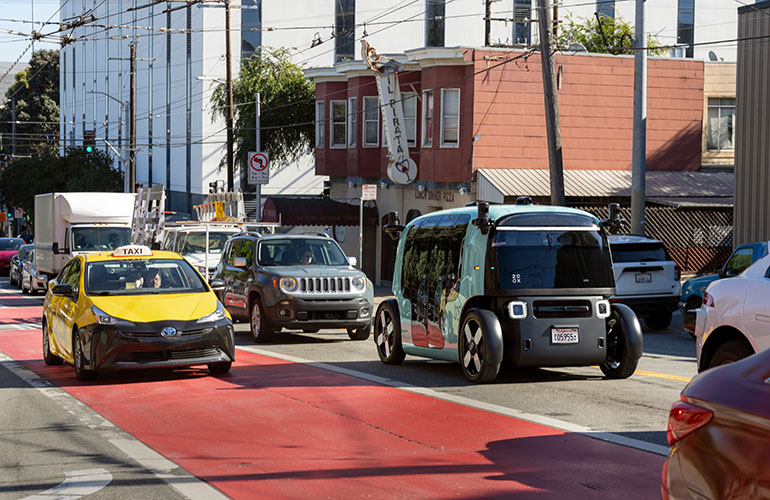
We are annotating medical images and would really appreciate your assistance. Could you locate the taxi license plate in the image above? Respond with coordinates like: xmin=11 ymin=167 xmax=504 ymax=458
xmin=551 ymin=327 xmax=579 ymax=344
xmin=635 ymin=272 xmax=652 ymax=283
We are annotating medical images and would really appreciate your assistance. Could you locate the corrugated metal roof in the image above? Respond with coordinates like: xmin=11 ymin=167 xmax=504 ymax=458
xmin=476 ymin=169 xmax=733 ymax=200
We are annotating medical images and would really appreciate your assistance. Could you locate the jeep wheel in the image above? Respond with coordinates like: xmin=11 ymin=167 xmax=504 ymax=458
xmin=73 ymin=330 xmax=97 ymax=381
xmin=42 ymin=321 xmax=62 ymax=366
xmin=250 ymin=300 xmax=274 ymax=343
xmin=644 ymin=312 xmax=672 ymax=330
xmin=347 ymin=326 xmax=370 ymax=341
xmin=374 ymin=300 xmax=405 ymax=365
xmin=459 ymin=309 xmax=502 ymax=384
xmin=708 ymin=339 xmax=754 ymax=369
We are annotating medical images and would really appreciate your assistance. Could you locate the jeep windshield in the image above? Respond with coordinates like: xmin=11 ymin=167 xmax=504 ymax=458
xmin=490 ymin=228 xmax=614 ymax=289
xmin=258 ymin=239 xmax=348 ymax=266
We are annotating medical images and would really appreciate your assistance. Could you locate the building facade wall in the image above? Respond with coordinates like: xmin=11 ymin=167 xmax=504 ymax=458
xmin=734 ymin=1 xmax=770 ymax=246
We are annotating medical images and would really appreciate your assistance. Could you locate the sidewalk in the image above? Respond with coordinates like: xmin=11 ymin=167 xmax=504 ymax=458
xmin=373 ymin=284 xmax=394 ymax=308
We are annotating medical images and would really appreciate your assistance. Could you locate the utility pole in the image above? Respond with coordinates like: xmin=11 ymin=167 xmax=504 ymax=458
xmin=224 ymin=0 xmax=235 ymax=191
xmin=536 ymin=0 xmax=566 ymax=206
xmin=11 ymin=97 xmax=16 ymax=157
xmin=630 ymin=0 xmax=647 ymax=235
xmin=129 ymin=42 xmax=137 ymax=193
xmin=484 ymin=0 xmax=491 ymax=46
xmin=255 ymin=92 xmax=261 ymax=221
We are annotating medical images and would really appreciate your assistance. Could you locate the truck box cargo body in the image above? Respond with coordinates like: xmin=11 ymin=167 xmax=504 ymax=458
xmin=35 ymin=192 xmax=136 ymax=277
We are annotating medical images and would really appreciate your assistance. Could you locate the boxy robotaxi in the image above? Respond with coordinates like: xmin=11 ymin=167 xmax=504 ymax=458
xmin=374 ymin=201 xmax=643 ymax=383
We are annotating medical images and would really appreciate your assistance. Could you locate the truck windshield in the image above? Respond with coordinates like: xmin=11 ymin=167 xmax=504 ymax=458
xmin=176 ymin=232 xmax=232 ymax=255
xmin=85 ymin=259 xmax=207 ymax=295
xmin=72 ymin=227 xmax=130 ymax=252
xmin=491 ymin=229 xmax=614 ymax=289
xmin=258 ymin=239 xmax=348 ymax=266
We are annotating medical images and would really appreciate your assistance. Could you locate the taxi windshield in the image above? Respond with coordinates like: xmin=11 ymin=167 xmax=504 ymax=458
xmin=176 ymin=232 xmax=232 ymax=255
xmin=73 ymin=227 xmax=130 ymax=252
xmin=85 ymin=258 xmax=208 ymax=295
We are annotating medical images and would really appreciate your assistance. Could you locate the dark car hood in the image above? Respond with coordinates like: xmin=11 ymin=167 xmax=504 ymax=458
xmin=683 ymin=349 xmax=770 ymax=419
xmin=683 ymin=273 xmax=719 ymax=293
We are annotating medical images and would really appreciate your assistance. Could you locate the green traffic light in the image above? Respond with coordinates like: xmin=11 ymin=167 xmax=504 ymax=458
xmin=85 ymin=146 xmax=93 ymax=153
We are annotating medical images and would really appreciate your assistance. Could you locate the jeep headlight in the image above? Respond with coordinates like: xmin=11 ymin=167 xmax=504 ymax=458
xmin=197 ymin=302 xmax=227 ymax=323
xmin=351 ymin=276 xmax=366 ymax=291
xmin=280 ymin=277 xmax=299 ymax=293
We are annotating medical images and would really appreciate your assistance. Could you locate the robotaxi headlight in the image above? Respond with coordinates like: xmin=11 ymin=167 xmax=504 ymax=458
xmin=279 ymin=277 xmax=299 ymax=293
xmin=507 ymin=301 xmax=528 ymax=320
xmin=596 ymin=300 xmax=611 ymax=319
xmin=351 ymin=276 xmax=366 ymax=291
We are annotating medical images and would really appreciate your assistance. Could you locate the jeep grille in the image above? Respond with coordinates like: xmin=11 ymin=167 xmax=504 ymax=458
xmin=298 ymin=277 xmax=351 ymax=293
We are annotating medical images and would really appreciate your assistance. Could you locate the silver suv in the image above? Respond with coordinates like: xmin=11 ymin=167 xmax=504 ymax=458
xmin=608 ymin=234 xmax=681 ymax=330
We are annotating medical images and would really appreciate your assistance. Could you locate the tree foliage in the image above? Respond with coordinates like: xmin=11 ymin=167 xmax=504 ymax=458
xmin=0 ymin=149 xmax=123 ymax=216
xmin=0 ymin=49 xmax=60 ymax=157
xmin=210 ymin=47 xmax=315 ymax=173
xmin=558 ymin=14 xmax=668 ymax=57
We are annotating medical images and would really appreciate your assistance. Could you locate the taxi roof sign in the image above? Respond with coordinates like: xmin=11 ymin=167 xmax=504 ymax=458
xmin=112 ymin=245 xmax=153 ymax=257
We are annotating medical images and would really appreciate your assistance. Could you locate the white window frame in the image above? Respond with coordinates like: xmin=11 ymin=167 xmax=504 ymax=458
xmin=330 ymin=100 xmax=347 ymax=149
xmin=315 ymin=101 xmax=325 ymax=149
xmin=363 ymin=96 xmax=380 ymax=147
xmin=347 ymin=96 xmax=357 ymax=147
xmin=422 ymin=90 xmax=434 ymax=148
xmin=706 ymin=97 xmax=735 ymax=151
xmin=440 ymin=88 xmax=460 ymax=148
xmin=402 ymin=91 xmax=418 ymax=147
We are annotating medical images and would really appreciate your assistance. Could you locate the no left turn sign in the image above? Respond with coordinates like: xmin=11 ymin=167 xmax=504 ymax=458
xmin=248 ymin=151 xmax=269 ymax=185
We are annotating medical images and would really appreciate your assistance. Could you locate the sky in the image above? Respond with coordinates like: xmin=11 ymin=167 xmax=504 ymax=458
xmin=1 ymin=0 xmax=61 ymax=70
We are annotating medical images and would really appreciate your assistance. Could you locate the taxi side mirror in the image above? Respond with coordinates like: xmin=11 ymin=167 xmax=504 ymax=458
xmin=233 ymin=257 xmax=247 ymax=268
xmin=209 ymin=278 xmax=225 ymax=292
xmin=52 ymin=283 xmax=74 ymax=298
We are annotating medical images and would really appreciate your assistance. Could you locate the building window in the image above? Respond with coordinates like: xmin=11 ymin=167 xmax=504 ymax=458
xmin=241 ymin=0 xmax=261 ymax=61
xmin=348 ymin=97 xmax=357 ymax=147
xmin=514 ymin=0 xmax=532 ymax=45
xmin=330 ymin=100 xmax=347 ymax=148
xmin=402 ymin=92 xmax=418 ymax=146
xmin=677 ymin=0 xmax=694 ymax=58
xmin=425 ymin=0 xmax=445 ymax=47
xmin=335 ymin=0 xmax=355 ymax=63
xmin=596 ymin=0 xmax=614 ymax=18
xmin=315 ymin=101 xmax=324 ymax=148
xmin=440 ymin=88 xmax=460 ymax=148
xmin=363 ymin=96 xmax=379 ymax=147
xmin=707 ymin=98 xmax=735 ymax=151
xmin=422 ymin=90 xmax=434 ymax=148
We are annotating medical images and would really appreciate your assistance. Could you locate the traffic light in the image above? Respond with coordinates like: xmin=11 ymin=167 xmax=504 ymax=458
xmin=322 ymin=180 xmax=331 ymax=199
xmin=208 ymin=180 xmax=224 ymax=194
xmin=208 ymin=181 xmax=217 ymax=194
xmin=84 ymin=130 xmax=95 ymax=153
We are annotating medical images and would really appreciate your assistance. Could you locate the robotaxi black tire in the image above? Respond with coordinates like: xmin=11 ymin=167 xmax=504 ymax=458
xmin=458 ymin=308 xmax=503 ymax=384
xmin=601 ymin=306 xmax=642 ymax=379
xmin=374 ymin=299 xmax=405 ymax=365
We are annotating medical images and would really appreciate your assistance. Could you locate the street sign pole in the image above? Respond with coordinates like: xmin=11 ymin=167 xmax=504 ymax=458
xmin=360 ymin=184 xmax=377 ymax=272
xmin=255 ymin=92 xmax=261 ymax=222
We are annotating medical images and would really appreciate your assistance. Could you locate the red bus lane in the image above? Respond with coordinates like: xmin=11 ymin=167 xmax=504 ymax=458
xmin=0 ymin=311 xmax=664 ymax=499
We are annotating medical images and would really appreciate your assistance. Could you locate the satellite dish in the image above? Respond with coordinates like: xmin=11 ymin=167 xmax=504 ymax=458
xmin=568 ymin=43 xmax=587 ymax=53
xmin=708 ymin=51 xmax=718 ymax=61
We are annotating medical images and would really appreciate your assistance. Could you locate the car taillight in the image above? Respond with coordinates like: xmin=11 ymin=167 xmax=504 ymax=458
xmin=667 ymin=400 xmax=713 ymax=446
xmin=674 ymin=265 xmax=681 ymax=281
xmin=702 ymin=291 xmax=714 ymax=307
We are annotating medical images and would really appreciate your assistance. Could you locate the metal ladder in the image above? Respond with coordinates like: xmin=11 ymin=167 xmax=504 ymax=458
xmin=131 ymin=184 xmax=166 ymax=247
xmin=194 ymin=190 xmax=246 ymax=222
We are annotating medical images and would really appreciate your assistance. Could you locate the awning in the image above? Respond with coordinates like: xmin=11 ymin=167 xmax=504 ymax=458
xmin=262 ymin=197 xmax=379 ymax=227
xmin=476 ymin=169 xmax=734 ymax=204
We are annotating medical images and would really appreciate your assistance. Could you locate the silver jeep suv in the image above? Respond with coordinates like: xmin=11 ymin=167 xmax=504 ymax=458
xmin=608 ymin=234 xmax=681 ymax=330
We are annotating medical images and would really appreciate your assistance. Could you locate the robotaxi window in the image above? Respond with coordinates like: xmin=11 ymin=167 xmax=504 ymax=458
xmin=85 ymin=259 xmax=207 ymax=295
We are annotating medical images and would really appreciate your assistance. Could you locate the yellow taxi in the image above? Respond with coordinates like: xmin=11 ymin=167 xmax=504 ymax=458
xmin=42 ymin=245 xmax=235 ymax=381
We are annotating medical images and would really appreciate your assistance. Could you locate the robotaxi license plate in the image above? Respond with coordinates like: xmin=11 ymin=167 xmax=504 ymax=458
xmin=635 ymin=272 xmax=652 ymax=283
xmin=551 ymin=327 xmax=579 ymax=344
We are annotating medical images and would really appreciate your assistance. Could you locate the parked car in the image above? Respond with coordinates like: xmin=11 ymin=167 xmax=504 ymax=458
xmin=20 ymin=248 xmax=48 ymax=294
xmin=42 ymin=245 xmax=235 ymax=380
xmin=374 ymin=202 xmax=643 ymax=384
xmin=693 ymin=253 xmax=770 ymax=372
xmin=213 ymin=233 xmax=373 ymax=343
xmin=661 ymin=348 xmax=770 ymax=500
xmin=679 ymin=241 xmax=768 ymax=333
xmin=607 ymin=234 xmax=681 ymax=330
xmin=9 ymin=243 xmax=33 ymax=287
xmin=0 ymin=237 xmax=25 ymax=275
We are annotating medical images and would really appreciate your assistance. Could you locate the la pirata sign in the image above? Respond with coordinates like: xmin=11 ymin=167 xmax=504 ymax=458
xmin=248 ymin=151 xmax=269 ymax=185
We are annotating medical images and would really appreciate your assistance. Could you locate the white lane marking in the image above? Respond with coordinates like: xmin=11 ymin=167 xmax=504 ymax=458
xmin=238 ymin=345 xmax=670 ymax=457
xmin=0 ymin=322 xmax=42 ymax=331
xmin=0 ymin=352 xmax=230 ymax=500
xmin=21 ymin=468 xmax=112 ymax=499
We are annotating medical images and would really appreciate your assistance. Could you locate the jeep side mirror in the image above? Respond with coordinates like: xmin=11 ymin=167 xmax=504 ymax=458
xmin=209 ymin=278 xmax=225 ymax=292
xmin=348 ymin=256 xmax=357 ymax=267
xmin=383 ymin=211 xmax=405 ymax=241
xmin=233 ymin=256 xmax=247 ymax=268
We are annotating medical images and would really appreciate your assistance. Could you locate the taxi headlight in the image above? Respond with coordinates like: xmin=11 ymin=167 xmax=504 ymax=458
xmin=197 ymin=302 xmax=227 ymax=323
xmin=279 ymin=277 xmax=299 ymax=293
xmin=351 ymin=276 xmax=366 ymax=291
xmin=91 ymin=305 xmax=121 ymax=325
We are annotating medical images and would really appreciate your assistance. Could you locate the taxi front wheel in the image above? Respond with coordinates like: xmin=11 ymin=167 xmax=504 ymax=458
xmin=73 ymin=330 xmax=97 ymax=381
xmin=208 ymin=362 xmax=231 ymax=375
xmin=42 ymin=321 xmax=62 ymax=366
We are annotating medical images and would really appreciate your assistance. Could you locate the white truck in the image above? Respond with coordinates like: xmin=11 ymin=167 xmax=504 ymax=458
xmin=35 ymin=192 xmax=136 ymax=277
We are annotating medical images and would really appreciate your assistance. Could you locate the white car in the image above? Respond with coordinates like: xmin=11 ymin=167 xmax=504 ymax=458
xmin=693 ymin=253 xmax=770 ymax=372
xmin=162 ymin=226 xmax=243 ymax=279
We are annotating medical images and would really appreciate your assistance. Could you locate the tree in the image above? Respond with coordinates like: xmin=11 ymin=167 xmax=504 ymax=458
xmin=0 ymin=149 xmax=123 ymax=216
xmin=210 ymin=48 xmax=315 ymax=175
xmin=0 ymin=49 xmax=60 ymax=157
xmin=558 ymin=15 xmax=667 ymax=57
